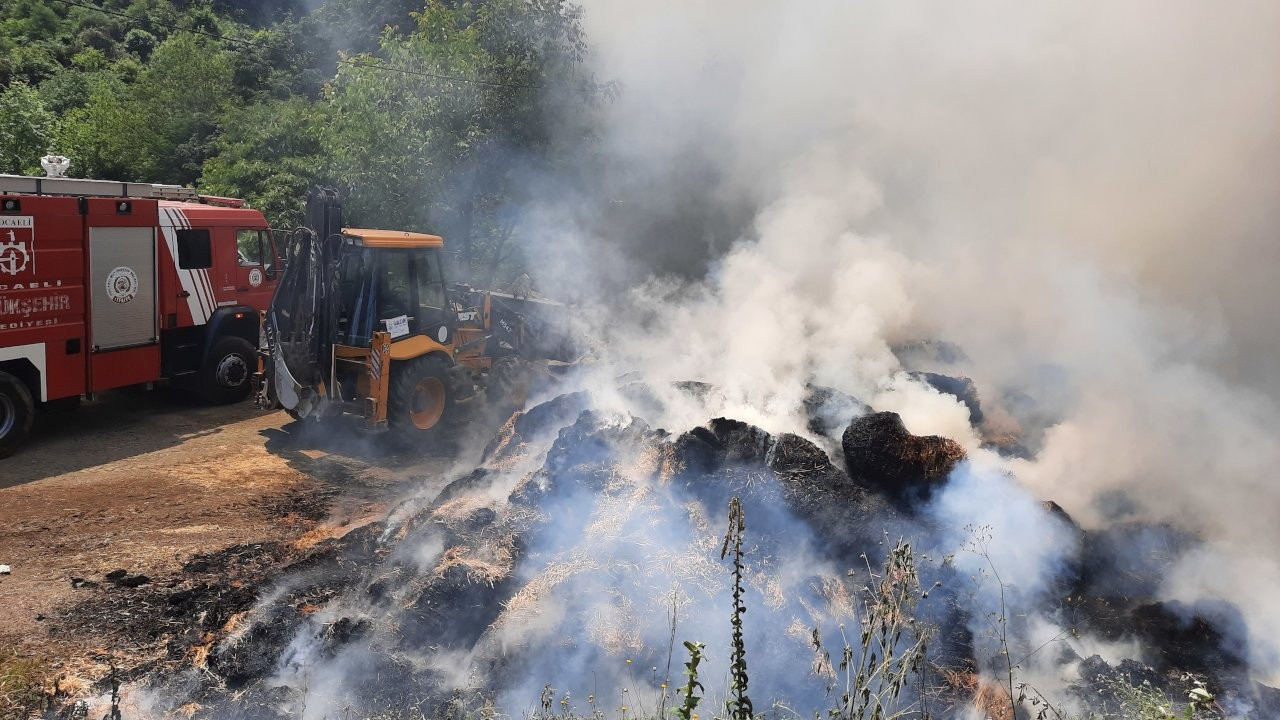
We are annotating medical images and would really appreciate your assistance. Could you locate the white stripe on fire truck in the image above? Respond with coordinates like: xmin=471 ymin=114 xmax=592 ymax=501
xmin=161 ymin=207 xmax=206 ymax=320
xmin=159 ymin=207 xmax=210 ymax=323
xmin=172 ymin=208 xmax=218 ymax=320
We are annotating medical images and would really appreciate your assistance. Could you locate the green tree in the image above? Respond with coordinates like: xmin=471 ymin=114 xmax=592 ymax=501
xmin=123 ymin=28 xmax=157 ymax=59
xmin=57 ymin=32 xmax=237 ymax=184
xmin=200 ymin=98 xmax=328 ymax=227
xmin=321 ymin=0 xmax=603 ymax=283
xmin=0 ymin=80 xmax=56 ymax=174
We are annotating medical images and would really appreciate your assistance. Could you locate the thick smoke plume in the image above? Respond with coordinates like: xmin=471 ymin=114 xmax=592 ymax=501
xmin=531 ymin=0 xmax=1280 ymax=687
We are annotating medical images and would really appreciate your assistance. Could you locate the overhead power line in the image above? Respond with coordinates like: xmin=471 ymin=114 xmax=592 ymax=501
xmin=47 ymin=0 xmax=569 ymax=92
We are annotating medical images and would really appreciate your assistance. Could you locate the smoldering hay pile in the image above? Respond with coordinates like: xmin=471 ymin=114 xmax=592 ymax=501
xmin=116 ymin=374 xmax=1278 ymax=720
xmin=91 ymin=1 xmax=1280 ymax=717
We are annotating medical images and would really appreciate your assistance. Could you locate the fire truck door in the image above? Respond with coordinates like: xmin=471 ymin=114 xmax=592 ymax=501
xmin=88 ymin=226 xmax=158 ymax=350
xmin=234 ymin=228 xmax=274 ymax=307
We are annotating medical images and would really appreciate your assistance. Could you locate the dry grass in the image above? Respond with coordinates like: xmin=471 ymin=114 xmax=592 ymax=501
xmin=433 ymin=543 xmax=515 ymax=585
xmin=939 ymin=667 xmax=1015 ymax=720
xmin=0 ymin=650 xmax=49 ymax=718
xmin=290 ymin=511 xmax=385 ymax=551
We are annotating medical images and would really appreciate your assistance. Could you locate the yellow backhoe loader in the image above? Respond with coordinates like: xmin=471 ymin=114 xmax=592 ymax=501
xmin=255 ymin=188 xmax=577 ymax=438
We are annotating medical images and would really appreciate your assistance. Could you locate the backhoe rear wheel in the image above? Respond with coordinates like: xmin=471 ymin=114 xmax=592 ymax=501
xmin=487 ymin=356 xmax=531 ymax=420
xmin=0 ymin=371 xmax=35 ymax=459
xmin=389 ymin=355 xmax=454 ymax=441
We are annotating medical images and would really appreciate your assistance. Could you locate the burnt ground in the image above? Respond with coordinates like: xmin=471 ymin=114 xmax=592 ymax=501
xmin=0 ymin=389 xmax=467 ymax=719
xmin=3 ymin=382 xmax=1277 ymax=719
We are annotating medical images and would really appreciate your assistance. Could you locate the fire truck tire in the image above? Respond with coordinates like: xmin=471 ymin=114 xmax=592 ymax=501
xmin=202 ymin=337 xmax=256 ymax=405
xmin=0 ymin=371 xmax=35 ymax=459
xmin=388 ymin=355 xmax=454 ymax=440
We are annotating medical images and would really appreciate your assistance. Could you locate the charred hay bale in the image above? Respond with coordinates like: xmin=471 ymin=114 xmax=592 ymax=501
xmin=289 ymin=521 xmax=387 ymax=574
xmin=840 ymin=411 xmax=966 ymax=504
xmin=767 ymin=432 xmax=903 ymax=554
xmin=481 ymin=390 xmax=591 ymax=462
xmin=516 ymin=390 xmax=591 ymax=439
xmin=429 ymin=468 xmax=494 ymax=510
xmin=664 ymin=420 xmax=898 ymax=552
xmin=319 ymin=616 xmax=372 ymax=658
xmin=1127 ymin=600 xmax=1250 ymax=675
xmin=662 ymin=418 xmax=774 ymax=497
xmin=1068 ymin=600 xmax=1254 ymax=711
xmin=204 ymin=523 xmax=389 ymax=687
xmin=910 ymin=372 xmax=983 ymax=425
xmin=1072 ymin=655 xmax=1167 ymax=713
xmin=207 ymin=604 xmax=304 ymax=688
xmin=667 ymin=426 xmax=721 ymax=479
xmin=803 ymin=385 xmax=869 ymax=436
xmin=400 ymin=563 xmax=517 ymax=651
xmin=673 ymin=380 xmax=715 ymax=400
xmin=769 ymin=432 xmax=861 ymax=506
xmin=1037 ymin=500 xmax=1088 ymax=605
xmin=708 ymin=417 xmax=771 ymax=462
xmin=516 ymin=410 xmax=656 ymax=502
xmin=1067 ymin=521 xmax=1198 ymax=625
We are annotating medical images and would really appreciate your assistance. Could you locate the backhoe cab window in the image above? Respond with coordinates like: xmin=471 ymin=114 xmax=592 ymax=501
xmin=379 ymin=251 xmax=413 ymax=320
xmin=337 ymin=246 xmax=450 ymax=346
xmin=416 ymin=251 xmax=446 ymax=311
xmin=338 ymin=250 xmax=373 ymax=345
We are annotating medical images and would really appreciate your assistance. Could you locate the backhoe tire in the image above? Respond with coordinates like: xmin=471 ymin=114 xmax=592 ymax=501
xmin=202 ymin=336 xmax=255 ymax=405
xmin=0 ymin=371 xmax=35 ymax=459
xmin=487 ymin=356 xmax=530 ymax=419
xmin=388 ymin=355 xmax=454 ymax=442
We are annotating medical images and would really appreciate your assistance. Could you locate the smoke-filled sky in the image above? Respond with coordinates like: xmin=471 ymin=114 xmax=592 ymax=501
xmin=532 ymin=0 xmax=1280 ymax=685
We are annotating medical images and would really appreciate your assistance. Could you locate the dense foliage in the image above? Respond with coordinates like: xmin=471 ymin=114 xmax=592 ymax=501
xmin=0 ymin=0 xmax=604 ymax=282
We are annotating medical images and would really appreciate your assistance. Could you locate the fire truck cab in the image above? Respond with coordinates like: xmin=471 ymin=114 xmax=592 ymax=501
xmin=0 ymin=174 xmax=282 ymax=457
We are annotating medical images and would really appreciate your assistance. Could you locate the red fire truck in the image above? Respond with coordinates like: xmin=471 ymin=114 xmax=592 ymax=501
xmin=0 ymin=174 xmax=282 ymax=457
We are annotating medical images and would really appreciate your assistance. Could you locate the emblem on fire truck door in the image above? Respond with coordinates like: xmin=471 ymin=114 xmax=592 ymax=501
xmin=106 ymin=266 xmax=139 ymax=304
xmin=0 ymin=217 xmax=35 ymax=276
xmin=248 ymin=268 xmax=263 ymax=288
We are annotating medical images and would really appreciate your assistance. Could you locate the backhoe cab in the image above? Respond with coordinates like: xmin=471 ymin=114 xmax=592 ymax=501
xmin=259 ymin=188 xmax=576 ymax=439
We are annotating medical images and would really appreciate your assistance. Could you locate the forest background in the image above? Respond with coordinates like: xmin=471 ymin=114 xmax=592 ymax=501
xmin=0 ymin=0 xmax=610 ymax=286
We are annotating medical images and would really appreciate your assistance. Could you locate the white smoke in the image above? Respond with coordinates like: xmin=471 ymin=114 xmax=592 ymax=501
xmin=552 ymin=0 xmax=1280 ymax=692
xmin=126 ymin=2 xmax=1280 ymax=716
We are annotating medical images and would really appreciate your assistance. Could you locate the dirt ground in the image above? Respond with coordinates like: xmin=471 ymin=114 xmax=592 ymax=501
xmin=0 ymin=389 xmax=468 ymax=717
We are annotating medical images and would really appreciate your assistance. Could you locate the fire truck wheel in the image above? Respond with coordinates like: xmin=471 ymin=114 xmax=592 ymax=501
xmin=0 ymin=371 xmax=35 ymax=459
xmin=388 ymin=355 xmax=454 ymax=439
xmin=202 ymin=336 xmax=256 ymax=405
